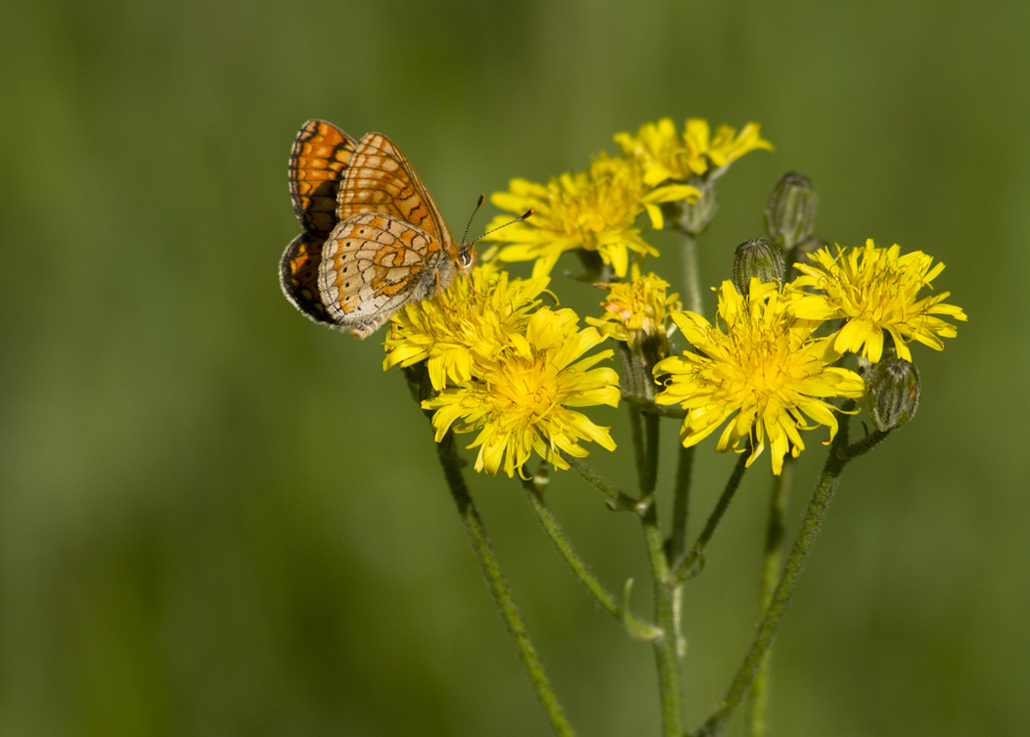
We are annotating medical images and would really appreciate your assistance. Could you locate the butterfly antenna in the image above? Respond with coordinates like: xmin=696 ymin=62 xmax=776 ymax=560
xmin=457 ymin=198 xmax=534 ymax=296
xmin=461 ymin=194 xmax=487 ymax=245
xmin=473 ymin=207 xmax=534 ymax=244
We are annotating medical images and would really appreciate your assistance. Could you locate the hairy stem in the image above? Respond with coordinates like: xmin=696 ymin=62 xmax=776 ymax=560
xmin=748 ymin=456 xmax=794 ymax=737
xmin=434 ymin=433 xmax=575 ymax=737
xmin=521 ymin=475 xmax=660 ymax=641
xmin=670 ymin=454 xmax=749 ymax=586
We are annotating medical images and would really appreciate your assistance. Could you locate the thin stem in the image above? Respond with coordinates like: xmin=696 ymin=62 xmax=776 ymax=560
xmin=641 ymin=497 xmax=684 ymax=737
xmin=681 ymin=231 xmax=704 ymax=316
xmin=642 ymin=411 xmax=660 ymax=497
xmin=694 ymin=421 xmax=855 ymax=737
xmin=841 ymin=428 xmax=892 ymax=459
xmin=627 ymin=409 xmax=683 ymax=737
xmin=434 ymin=433 xmax=575 ymax=737
xmin=669 ymin=454 xmax=749 ymax=586
xmin=520 ymin=476 xmax=660 ymax=641
xmin=748 ymin=456 xmax=795 ymax=737
xmin=628 ymin=404 xmax=647 ymax=489
xmin=669 ymin=444 xmax=695 ymax=565
xmin=667 ymin=443 xmax=696 ymax=701
xmin=562 ymin=454 xmax=642 ymax=513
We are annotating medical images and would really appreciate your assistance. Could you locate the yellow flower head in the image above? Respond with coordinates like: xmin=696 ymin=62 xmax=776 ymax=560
xmin=383 ymin=262 xmax=550 ymax=391
xmin=654 ymin=280 xmax=865 ymax=475
xmin=587 ymin=270 xmax=681 ymax=347
xmin=787 ymin=239 xmax=968 ymax=363
xmin=482 ymin=154 xmax=659 ymax=278
xmin=615 ymin=117 xmax=773 ymax=186
xmin=423 ymin=309 xmax=621 ymax=477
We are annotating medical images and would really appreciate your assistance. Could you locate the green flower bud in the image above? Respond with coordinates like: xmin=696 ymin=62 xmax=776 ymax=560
xmin=867 ymin=358 xmax=920 ymax=431
xmin=732 ymin=238 xmax=784 ymax=294
xmin=765 ymin=172 xmax=818 ymax=250
xmin=672 ymin=178 xmax=718 ymax=236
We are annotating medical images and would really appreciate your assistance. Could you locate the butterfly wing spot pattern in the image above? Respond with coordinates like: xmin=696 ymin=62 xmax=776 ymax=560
xmin=281 ymin=119 xmax=470 ymax=338
xmin=318 ymin=213 xmax=456 ymax=337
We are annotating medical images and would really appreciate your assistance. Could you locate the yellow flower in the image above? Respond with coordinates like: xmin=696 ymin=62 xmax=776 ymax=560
xmin=587 ymin=269 xmax=680 ymax=347
xmin=654 ymin=280 xmax=865 ymax=475
xmin=383 ymin=262 xmax=550 ymax=391
xmin=482 ymin=154 xmax=659 ymax=278
xmin=615 ymin=117 xmax=773 ymax=186
xmin=788 ymin=239 xmax=968 ymax=363
xmin=423 ymin=309 xmax=621 ymax=477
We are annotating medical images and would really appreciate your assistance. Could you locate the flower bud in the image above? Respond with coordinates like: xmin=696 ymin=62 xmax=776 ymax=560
xmin=764 ymin=172 xmax=818 ymax=250
xmin=672 ymin=178 xmax=718 ymax=236
xmin=732 ymin=238 xmax=784 ymax=294
xmin=866 ymin=358 xmax=920 ymax=431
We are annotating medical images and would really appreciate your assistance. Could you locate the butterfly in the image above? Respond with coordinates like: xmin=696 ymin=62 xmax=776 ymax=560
xmin=280 ymin=119 xmax=476 ymax=338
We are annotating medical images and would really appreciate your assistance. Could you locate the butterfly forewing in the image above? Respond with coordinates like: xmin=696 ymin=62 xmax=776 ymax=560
xmin=282 ymin=120 xmax=359 ymax=324
xmin=289 ymin=120 xmax=358 ymax=236
xmin=339 ymin=133 xmax=457 ymax=257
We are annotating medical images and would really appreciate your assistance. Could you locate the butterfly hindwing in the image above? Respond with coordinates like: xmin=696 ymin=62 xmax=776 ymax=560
xmin=279 ymin=231 xmax=334 ymax=325
xmin=318 ymin=213 xmax=457 ymax=335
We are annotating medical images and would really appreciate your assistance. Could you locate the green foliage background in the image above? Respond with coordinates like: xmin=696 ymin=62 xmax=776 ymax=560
xmin=2 ymin=1 xmax=1026 ymax=735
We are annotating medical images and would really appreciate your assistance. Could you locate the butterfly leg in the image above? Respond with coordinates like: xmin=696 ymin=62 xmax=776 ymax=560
xmin=432 ymin=267 xmax=460 ymax=313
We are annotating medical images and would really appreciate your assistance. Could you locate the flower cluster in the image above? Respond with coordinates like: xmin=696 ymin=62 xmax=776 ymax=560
xmin=380 ymin=118 xmax=965 ymax=478
xmin=652 ymin=239 xmax=966 ymax=473
xmin=384 ymin=265 xmax=621 ymax=477
xmin=483 ymin=118 xmax=770 ymax=277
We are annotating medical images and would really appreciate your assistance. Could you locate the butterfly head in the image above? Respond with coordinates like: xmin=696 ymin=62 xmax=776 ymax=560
xmin=458 ymin=243 xmax=477 ymax=272
xmin=452 ymin=197 xmax=532 ymax=295
xmin=460 ymin=195 xmax=534 ymax=266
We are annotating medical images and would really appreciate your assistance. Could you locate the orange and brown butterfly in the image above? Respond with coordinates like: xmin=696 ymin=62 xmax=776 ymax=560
xmin=280 ymin=119 xmax=476 ymax=338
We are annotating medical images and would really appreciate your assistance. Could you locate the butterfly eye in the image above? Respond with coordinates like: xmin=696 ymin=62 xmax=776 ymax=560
xmin=459 ymin=247 xmax=476 ymax=270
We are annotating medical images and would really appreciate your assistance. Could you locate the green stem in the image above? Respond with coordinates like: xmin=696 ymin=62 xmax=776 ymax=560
xmin=563 ymin=454 xmax=642 ymax=513
xmin=628 ymin=410 xmax=684 ymax=737
xmin=434 ymin=433 xmax=575 ymax=737
xmin=748 ymin=456 xmax=794 ymax=737
xmin=520 ymin=476 xmax=660 ymax=641
xmin=694 ymin=422 xmax=855 ymax=737
xmin=669 ymin=444 xmax=695 ymax=565
xmin=666 ymin=443 xmax=696 ymax=698
xmin=628 ymin=405 xmax=647 ymax=488
xmin=681 ymin=231 xmax=704 ymax=316
xmin=641 ymin=411 xmax=660 ymax=497
xmin=669 ymin=454 xmax=749 ymax=586
xmin=641 ymin=497 xmax=684 ymax=737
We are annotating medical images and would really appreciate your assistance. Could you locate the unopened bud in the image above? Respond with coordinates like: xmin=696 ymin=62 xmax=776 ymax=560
xmin=732 ymin=238 xmax=784 ymax=294
xmin=867 ymin=358 xmax=920 ymax=431
xmin=765 ymin=172 xmax=818 ymax=250
xmin=673 ymin=178 xmax=718 ymax=236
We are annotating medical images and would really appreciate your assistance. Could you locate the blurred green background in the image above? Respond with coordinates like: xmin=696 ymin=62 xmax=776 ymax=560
xmin=2 ymin=0 xmax=1026 ymax=735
